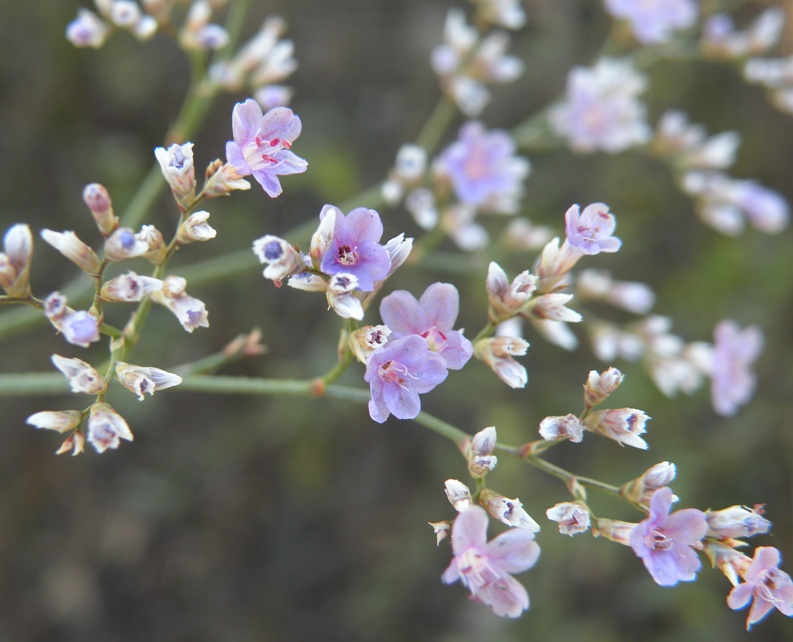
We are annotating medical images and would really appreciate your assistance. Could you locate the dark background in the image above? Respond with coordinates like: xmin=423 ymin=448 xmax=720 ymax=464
xmin=1 ymin=1 xmax=792 ymax=640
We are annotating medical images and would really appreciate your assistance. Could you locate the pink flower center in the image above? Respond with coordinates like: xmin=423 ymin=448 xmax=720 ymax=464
xmin=647 ymin=526 xmax=672 ymax=551
xmin=337 ymin=243 xmax=358 ymax=265
xmin=421 ymin=326 xmax=448 ymax=352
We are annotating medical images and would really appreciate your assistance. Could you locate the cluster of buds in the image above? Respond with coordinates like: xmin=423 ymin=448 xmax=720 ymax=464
xmin=179 ymin=0 xmax=230 ymax=51
xmin=431 ymin=9 xmax=523 ymax=116
xmin=66 ymin=0 xmax=159 ymax=49
xmin=743 ymin=55 xmax=793 ymax=116
xmin=208 ymin=16 xmax=297 ymax=110
xmin=702 ymin=8 xmax=785 ymax=61
xmin=538 ymin=367 xmax=649 ymax=449
xmin=27 ymin=353 xmax=181 ymax=455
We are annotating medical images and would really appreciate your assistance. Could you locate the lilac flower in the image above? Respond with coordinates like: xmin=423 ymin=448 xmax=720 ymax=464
xmin=436 ymin=121 xmax=530 ymax=212
xmin=379 ymin=283 xmax=473 ymax=370
xmin=605 ymin=0 xmax=698 ymax=44
xmin=364 ymin=335 xmax=448 ymax=423
xmin=711 ymin=320 xmax=763 ymax=416
xmin=66 ymin=9 xmax=109 ymax=49
xmin=549 ymin=58 xmax=651 ymax=153
xmin=318 ymin=205 xmax=391 ymax=292
xmin=442 ymin=505 xmax=540 ymax=618
xmin=225 ymin=99 xmax=307 ymax=197
xmin=565 ymin=203 xmax=622 ymax=255
xmin=727 ymin=547 xmax=793 ymax=629
xmin=630 ymin=487 xmax=708 ymax=587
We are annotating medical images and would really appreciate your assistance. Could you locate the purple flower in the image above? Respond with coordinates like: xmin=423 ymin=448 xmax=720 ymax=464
xmin=727 ymin=547 xmax=793 ymax=629
xmin=318 ymin=205 xmax=391 ymax=292
xmin=605 ymin=0 xmax=698 ymax=44
xmin=630 ymin=487 xmax=708 ymax=587
xmin=564 ymin=203 xmax=622 ymax=254
xmin=549 ymin=58 xmax=651 ymax=153
xmin=711 ymin=320 xmax=763 ymax=416
xmin=364 ymin=335 xmax=448 ymax=423
xmin=225 ymin=99 xmax=307 ymax=197
xmin=442 ymin=505 xmax=540 ymax=618
xmin=379 ymin=283 xmax=473 ymax=370
xmin=437 ymin=121 xmax=530 ymax=212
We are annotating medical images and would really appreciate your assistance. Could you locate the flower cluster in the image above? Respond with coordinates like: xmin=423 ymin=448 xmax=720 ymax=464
xmin=431 ymin=9 xmax=523 ymax=116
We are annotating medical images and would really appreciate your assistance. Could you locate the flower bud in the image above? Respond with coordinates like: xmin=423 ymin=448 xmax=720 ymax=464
xmin=154 ymin=142 xmax=196 ymax=208
xmin=538 ymin=414 xmax=584 ymax=443
xmin=621 ymin=461 xmax=676 ymax=507
xmin=480 ymin=488 xmax=540 ymax=532
xmin=474 ymin=336 xmax=529 ymax=389
xmin=383 ymin=233 xmax=413 ymax=277
xmin=40 ymin=230 xmax=101 ymax=275
xmin=583 ymin=367 xmax=624 ymax=408
xmin=202 ymin=160 xmax=251 ymax=198
xmin=100 ymin=271 xmax=163 ymax=302
xmin=66 ymin=9 xmax=109 ymax=48
xmin=703 ymin=540 xmax=753 ymax=587
xmin=326 ymin=273 xmax=363 ymax=320
xmin=0 ymin=223 xmax=33 ymax=297
xmin=526 ymin=292 xmax=582 ymax=323
xmin=444 ymin=479 xmax=472 ymax=512
xmin=51 ymin=354 xmax=108 ymax=395
xmin=176 ymin=211 xmax=216 ymax=244
xmin=87 ymin=403 xmax=134 ymax=453
xmin=151 ymin=276 xmax=209 ymax=332
xmin=252 ymin=235 xmax=305 ymax=282
xmin=27 ymin=410 xmax=83 ymax=433
xmin=546 ymin=501 xmax=591 ymax=536
xmin=585 ymin=408 xmax=649 ymax=449
xmin=310 ymin=205 xmax=339 ymax=267
xmin=55 ymin=431 xmax=86 ymax=456
xmin=467 ymin=426 xmax=498 ymax=478
xmin=137 ymin=225 xmax=167 ymax=264
xmin=114 ymin=362 xmax=183 ymax=400
xmin=83 ymin=183 xmax=118 ymax=235
xmin=592 ymin=518 xmax=637 ymax=546
xmin=428 ymin=520 xmax=451 ymax=545
xmin=105 ymin=227 xmax=151 ymax=261
xmin=486 ymin=262 xmax=537 ymax=322
xmin=706 ymin=505 xmax=772 ymax=539
xmin=44 ymin=294 xmax=101 ymax=348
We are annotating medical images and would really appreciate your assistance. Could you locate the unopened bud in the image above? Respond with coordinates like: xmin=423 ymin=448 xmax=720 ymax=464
xmin=0 ymin=223 xmax=33 ymax=297
xmin=86 ymin=403 xmax=134 ymax=453
xmin=428 ymin=520 xmax=451 ymax=545
xmin=154 ymin=142 xmax=196 ymax=208
xmin=621 ymin=461 xmax=676 ymax=507
xmin=114 ymin=362 xmax=183 ymax=401
xmin=51 ymin=354 xmax=108 ymax=394
xmin=105 ymin=227 xmax=151 ymax=261
xmin=546 ymin=501 xmax=591 ymax=536
xmin=202 ymin=160 xmax=251 ymax=198
xmin=176 ymin=211 xmax=217 ymax=244
xmin=480 ymin=488 xmax=540 ymax=532
xmin=40 ymin=230 xmax=101 ymax=275
xmin=310 ymin=205 xmax=339 ymax=266
xmin=486 ymin=262 xmax=537 ymax=323
xmin=55 ymin=431 xmax=86 ymax=456
xmin=27 ymin=410 xmax=83 ymax=433
xmin=584 ymin=367 xmax=624 ymax=408
xmin=83 ymin=183 xmax=118 ymax=235
xmin=467 ymin=426 xmax=498 ymax=477
xmin=592 ymin=518 xmax=637 ymax=546
xmin=101 ymin=271 xmax=163 ymax=302
xmin=444 ymin=479 xmax=472 ymax=512
xmin=474 ymin=337 xmax=529 ymax=389
xmin=585 ymin=408 xmax=649 ymax=449
xmin=538 ymin=413 xmax=584 ymax=443
xmin=706 ymin=505 xmax=772 ymax=539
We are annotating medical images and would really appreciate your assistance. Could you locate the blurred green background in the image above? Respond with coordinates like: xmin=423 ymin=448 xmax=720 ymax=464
xmin=1 ymin=1 xmax=792 ymax=640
